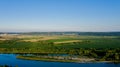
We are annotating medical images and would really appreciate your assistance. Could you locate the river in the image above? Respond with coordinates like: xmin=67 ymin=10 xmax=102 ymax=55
xmin=0 ymin=54 xmax=120 ymax=67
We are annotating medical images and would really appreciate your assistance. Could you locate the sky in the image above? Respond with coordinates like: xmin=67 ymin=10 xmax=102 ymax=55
xmin=0 ymin=0 xmax=120 ymax=32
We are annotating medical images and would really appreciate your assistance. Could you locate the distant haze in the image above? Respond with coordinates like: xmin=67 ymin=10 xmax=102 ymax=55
xmin=0 ymin=0 xmax=120 ymax=32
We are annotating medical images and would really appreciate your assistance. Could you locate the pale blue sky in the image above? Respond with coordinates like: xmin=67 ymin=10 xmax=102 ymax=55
xmin=0 ymin=0 xmax=120 ymax=32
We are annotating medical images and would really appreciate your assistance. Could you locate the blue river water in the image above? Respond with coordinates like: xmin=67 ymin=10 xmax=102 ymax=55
xmin=0 ymin=54 xmax=120 ymax=67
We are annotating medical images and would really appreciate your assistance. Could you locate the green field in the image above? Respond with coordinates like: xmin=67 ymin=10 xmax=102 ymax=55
xmin=0 ymin=35 xmax=120 ymax=49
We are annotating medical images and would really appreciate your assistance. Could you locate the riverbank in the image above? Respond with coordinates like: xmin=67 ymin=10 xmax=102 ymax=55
xmin=16 ymin=56 xmax=79 ymax=63
xmin=16 ymin=56 xmax=120 ymax=63
xmin=16 ymin=56 xmax=101 ymax=63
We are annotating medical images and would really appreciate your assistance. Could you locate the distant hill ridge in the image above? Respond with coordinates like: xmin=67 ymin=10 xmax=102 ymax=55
xmin=0 ymin=32 xmax=120 ymax=36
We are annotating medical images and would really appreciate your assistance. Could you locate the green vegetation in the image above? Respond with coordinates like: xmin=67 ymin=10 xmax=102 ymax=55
xmin=0 ymin=34 xmax=120 ymax=62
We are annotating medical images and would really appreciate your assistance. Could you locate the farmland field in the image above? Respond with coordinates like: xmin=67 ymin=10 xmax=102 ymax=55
xmin=0 ymin=34 xmax=120 ymax=49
